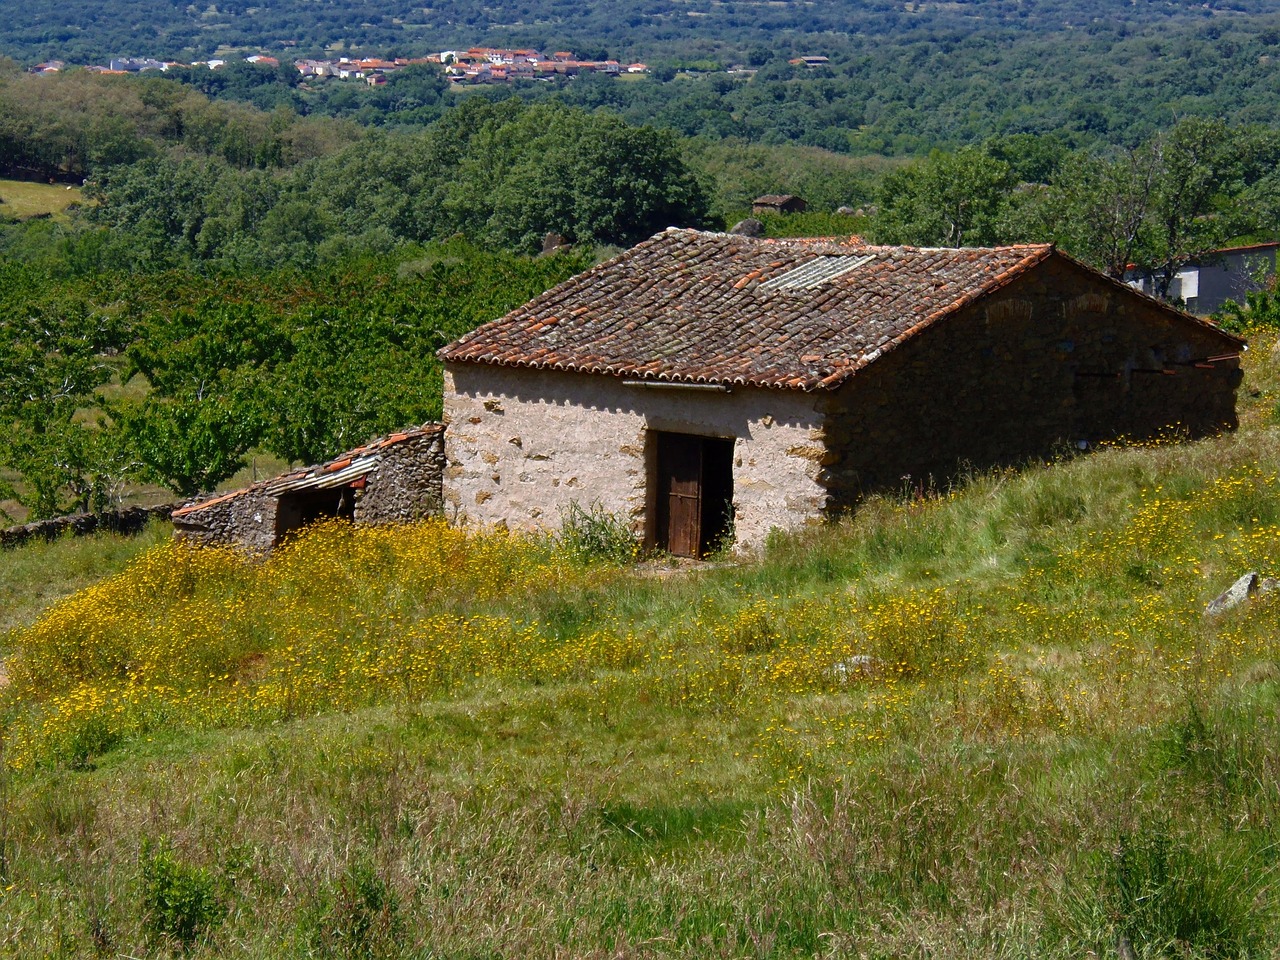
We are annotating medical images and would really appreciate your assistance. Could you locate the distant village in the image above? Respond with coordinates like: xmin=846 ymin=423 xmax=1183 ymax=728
xmin=26 ymin=50 xmax=839 ymax=86
xmin=27 ymin=47 xmax=651 ymax=86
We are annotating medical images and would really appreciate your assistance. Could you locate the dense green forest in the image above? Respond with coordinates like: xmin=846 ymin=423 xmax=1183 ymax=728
xmin=4 ymin=0 xmax=1279 ymax=65
xmin=133 ymin=23 xmax=1280 ymax=157
xmin=6 ymin=2 xmax=1280 ymax=154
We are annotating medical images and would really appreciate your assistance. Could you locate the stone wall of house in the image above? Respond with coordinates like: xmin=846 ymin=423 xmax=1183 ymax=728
xmin=820 ymin=256 xmax=1243 ymax=507
xmin=442 ymin=365 xmax=826 ymax=549
xmin=172 ymin=488 xmax=280 ymax=552
xmin=353 ymin=427 xmax=446 ymax=523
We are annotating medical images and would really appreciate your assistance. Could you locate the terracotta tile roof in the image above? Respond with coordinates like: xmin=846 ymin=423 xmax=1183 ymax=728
xmin=443 ymin=229 xmax=1240 ymax=391
xmin=172 ymin=424 xmax=442 ymax=518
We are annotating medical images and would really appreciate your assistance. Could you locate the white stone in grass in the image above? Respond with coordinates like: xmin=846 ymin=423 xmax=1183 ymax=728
xmin=1205 ymin=572 xmax=1259 ymax=616
xmin=830 ymin=655 xmax=880 ymax=683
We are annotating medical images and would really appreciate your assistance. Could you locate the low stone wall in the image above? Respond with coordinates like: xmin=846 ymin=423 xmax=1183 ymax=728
xmin=354 ymin=429 xmax=446 ymax=524
xmin=0 ymin=504 xmax=175 ymax=550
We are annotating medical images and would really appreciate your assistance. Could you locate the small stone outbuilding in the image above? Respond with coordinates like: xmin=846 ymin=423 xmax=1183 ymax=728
xmin=439 ymin=228 xmax=1244 ymax=556
xmin=172 ymin=425 xmax=444 ymax=550
xmin=752 ymin=194 xmax=808 ymax=215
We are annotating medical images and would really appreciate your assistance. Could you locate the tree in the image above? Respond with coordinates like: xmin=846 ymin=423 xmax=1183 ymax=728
xmin=1040 ymin=148 xmax=1157 ymax=279
xmin=984 ymin=133 xmax=1070 ymax=185
xmin=872 ymin=147 xmax=1015 ymax=246
xmin=482 ymin=105 xmax=711 ymax=250
xmin=368 ymin=63 xmax=448 ymax=123
xmin=1036 ymin=120 xmax=1260 ymax=294
xmin=115 ymin=393 xmax=259 ymax=497
xmin=0 ymin=266 xmax=128 ymax=518
xmin=1144 ymin=118 xmax=1238 ymax=299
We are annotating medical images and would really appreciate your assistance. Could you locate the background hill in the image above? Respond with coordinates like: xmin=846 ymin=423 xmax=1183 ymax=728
xmin=5 ymin=1 xmax=1280 ymax=154
xmin=5 ymin=0 xmax=1279 ymax=63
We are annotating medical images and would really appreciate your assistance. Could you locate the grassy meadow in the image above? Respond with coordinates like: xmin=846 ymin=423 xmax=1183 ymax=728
xmin=5 ymin=336 xmax=1280 ymax=956
xmin=0 ymin=179 xmax=82 ymax=221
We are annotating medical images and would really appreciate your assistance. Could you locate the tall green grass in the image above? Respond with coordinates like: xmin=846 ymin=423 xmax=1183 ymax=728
xmin=1 ymin=336 xmax=1279 ymax=957
xmin=0 ymin=520 xmax=170 ymax=634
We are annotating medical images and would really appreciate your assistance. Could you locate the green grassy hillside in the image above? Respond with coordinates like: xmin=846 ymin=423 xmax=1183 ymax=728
xmin=3 ymin=333 xmax=1280 ymax=957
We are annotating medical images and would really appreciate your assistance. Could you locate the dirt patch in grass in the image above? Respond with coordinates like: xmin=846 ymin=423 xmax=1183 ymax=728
xmin=633 ymin=557 xmax=739 ymax=578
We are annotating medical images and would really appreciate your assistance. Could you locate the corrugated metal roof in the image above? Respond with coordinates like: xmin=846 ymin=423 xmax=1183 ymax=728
xmin=265 ymin=458 xmax=379 ymax=494
xmin=759 ymin=254 xmax=876 ymax=291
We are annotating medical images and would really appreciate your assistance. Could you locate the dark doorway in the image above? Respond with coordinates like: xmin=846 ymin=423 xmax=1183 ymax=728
xmin=653 ymin=432 xmax=734 ymax=558
xmin=274 ymin=486 xmax=356 ymax=542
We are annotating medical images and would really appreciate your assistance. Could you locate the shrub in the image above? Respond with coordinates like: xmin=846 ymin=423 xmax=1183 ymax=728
xmin=139 ymin=838 xmax=226 ymax=950
xmin=313 ymin=861 xmax=403 ymax=960
xmin=1214 ymin=282 xmax=1280 ymax=334
xmin=1091 ymin=827 xmax=1267 ymax=958
xmin=556 ymin=501 xmax=638 ymax=565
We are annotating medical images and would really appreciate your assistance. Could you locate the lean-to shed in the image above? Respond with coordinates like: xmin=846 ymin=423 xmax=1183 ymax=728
xmin=172 ymin=425 xmax=445 ymax=551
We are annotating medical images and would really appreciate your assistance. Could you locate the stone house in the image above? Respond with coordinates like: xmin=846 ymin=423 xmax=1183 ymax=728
xmin=752 ymin=194 xmax=808 ymax=215
xmin=172 ymin=425 xmax=444 ymax=551
xmin=438 ymin=228 xmax=1244 ymax=557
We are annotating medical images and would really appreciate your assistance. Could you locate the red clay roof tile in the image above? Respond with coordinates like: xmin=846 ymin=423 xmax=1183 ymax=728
xmin=438 ymin=230 xmax=1035 ymax=390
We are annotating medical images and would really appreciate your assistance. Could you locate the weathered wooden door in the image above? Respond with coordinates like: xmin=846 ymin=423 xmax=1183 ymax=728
xmin=655 ymin=432 xmax=734 ymax=557
xmin=658 ymin=433 xmax=704 ymax=557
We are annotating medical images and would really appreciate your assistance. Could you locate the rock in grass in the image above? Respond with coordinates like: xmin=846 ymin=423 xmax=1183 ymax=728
xmin=1206 ymin=572 xmax=1259 ymax=616
xmin=830 ymin=655 xmax=880 ymax=682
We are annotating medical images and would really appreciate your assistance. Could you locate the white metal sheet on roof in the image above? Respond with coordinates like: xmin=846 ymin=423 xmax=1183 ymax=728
xmin=760 ymin=254 xmax=875 ymax=291
xmin=266 ymin=457 xmax=380 ymax=494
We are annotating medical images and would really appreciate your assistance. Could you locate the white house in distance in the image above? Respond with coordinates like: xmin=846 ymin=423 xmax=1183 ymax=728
xmin=1127 ymin=242 xmax=1279 ymax=315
